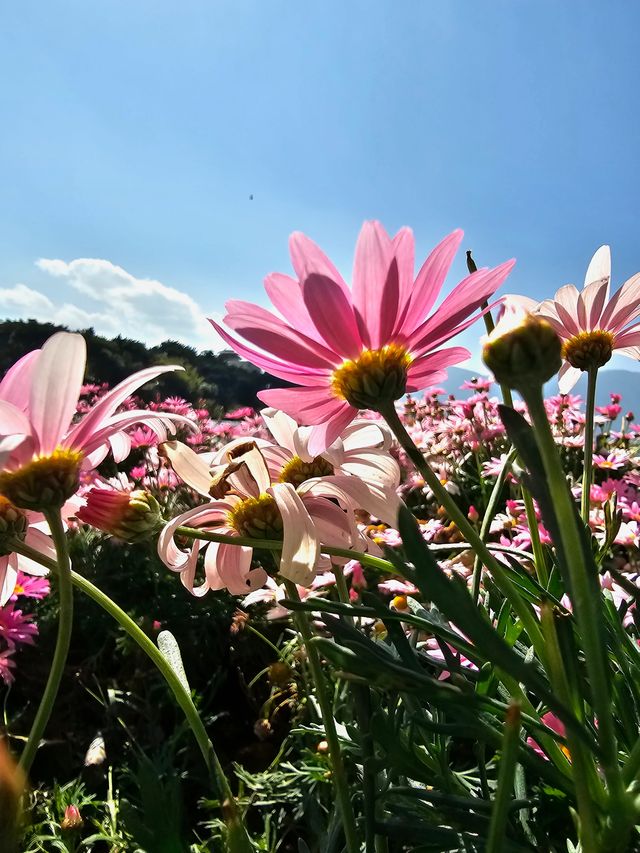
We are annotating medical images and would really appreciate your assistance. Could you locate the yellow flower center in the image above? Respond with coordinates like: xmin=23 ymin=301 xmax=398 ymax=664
xmin=0 ymin=448 xmax=83 ymax=511
xmin=330 ymin=344 xmax=412 ymax=410
xmin=279 ymin=455 xmax=334 ymax=488
xmin=562 ymin=330 xmax=614 ymax=371
xmin=229 ymin=494 xmax=284 ymax=540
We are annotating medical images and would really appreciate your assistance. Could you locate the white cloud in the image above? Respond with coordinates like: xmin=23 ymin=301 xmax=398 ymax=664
xmin=0 ymin=259 xmax=221 ymax=351
xmin=0 ymin=283 xmax=54 ymax=314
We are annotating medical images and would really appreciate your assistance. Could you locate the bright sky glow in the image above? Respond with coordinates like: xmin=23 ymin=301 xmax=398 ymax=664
xmin=1 ymin=1 xmax=638 ymax=371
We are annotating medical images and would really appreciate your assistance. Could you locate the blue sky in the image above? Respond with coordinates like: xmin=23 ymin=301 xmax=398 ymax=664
xmin=1 ymin=1 xmax=639 ymax=370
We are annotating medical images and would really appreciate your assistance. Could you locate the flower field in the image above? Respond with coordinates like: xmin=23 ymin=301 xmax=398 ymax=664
xmin=2 ymin=225 xmax=640 ymax=851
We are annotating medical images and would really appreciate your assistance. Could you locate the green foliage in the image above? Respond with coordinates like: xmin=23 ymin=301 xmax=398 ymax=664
xmin=0 ymin=319 xmax=286 ymax=409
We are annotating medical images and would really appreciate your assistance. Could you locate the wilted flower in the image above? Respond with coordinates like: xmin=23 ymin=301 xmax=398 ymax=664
xmin=212 ymin=222 xmax=513 ymax=453
xmin=159 ymin=430 xmax=397 ymax=594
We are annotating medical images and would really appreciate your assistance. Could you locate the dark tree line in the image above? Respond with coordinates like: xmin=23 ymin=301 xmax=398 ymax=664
xmin=0 ymin=319 xmax=287 ymax=412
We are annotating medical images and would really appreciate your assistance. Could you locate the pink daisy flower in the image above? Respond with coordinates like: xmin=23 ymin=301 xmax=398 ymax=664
xmin=159 ymin=432 xmax=397 ymax=594
xmin=536 ymin=245 xmax=640 ymax=392
xmin=211 ymin=222 xmax=514 ymax=454
xmin=0 ymin=332 xmax=189 ymax=511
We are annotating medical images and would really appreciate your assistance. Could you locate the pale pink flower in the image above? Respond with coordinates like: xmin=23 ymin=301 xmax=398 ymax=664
xmin=536 ymin=246 xmax=640 ymax=392
xmin=159 ymin=431 xmax=397 ymax=595
xmin=0 ymin=333 xmax=189 ymax=495
xmin=212 ymin=222 xmax=514 ymax=453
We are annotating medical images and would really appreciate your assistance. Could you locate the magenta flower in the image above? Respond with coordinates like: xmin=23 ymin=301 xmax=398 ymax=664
xmin=0 ymin=332 xmax=188 ymax=510
xmin=211 ymin=222 xmax=514 ymax=454
xmin=536 ymin=246 xmax=640 ymax=392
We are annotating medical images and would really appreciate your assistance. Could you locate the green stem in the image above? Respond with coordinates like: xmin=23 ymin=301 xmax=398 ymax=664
xmin=378 ymin=402 xmax=547 ymax=656
xmin=539 ymin=603 xmax=601 ymax=851
xmin=177 ymin=525 xmax=394 ymax=574
xmin=523 ymin=386 xmax=626 ymax=807
xmin=9 ymin=540 xmax=230 ymax=799
xmin=19 ymin=510 xmax=73 ymax=776
xmin=486 ymin=703 xmax=521 ymax=853
xmin=623 ymin=736 xmax=640 ymax=786
xmin=282 ymin=579 xmax=360 ymax=853
xmin=332 ymin=562 xmax=352 ymax=610
xmin=581 ymin=366 xmax=598 ymax=524
xmin=471 ymin=447 xmax=517 ymax=603
xmin=478 ymin=295 xmax=548 ymax=586
xmin=522 ymin=488 xmax=548 ymax=587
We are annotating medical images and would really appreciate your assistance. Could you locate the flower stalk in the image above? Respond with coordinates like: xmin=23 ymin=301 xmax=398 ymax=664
xmin=581 ymin=365 xmax=598 ymax=524
xmin=19 ymin=510 xmax=73 ymax=776
xmin=377 ymin=402 xmax=547 ymax=657
xmin=282 ymin=578 xmax=360 ymax=853
xmin=8 ymin=539 xmax=251 ymax=849
xmin=522 ymin=385 xmax=631 ymax=826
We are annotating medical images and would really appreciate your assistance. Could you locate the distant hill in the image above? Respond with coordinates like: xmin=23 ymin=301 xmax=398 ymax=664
xmin=440 ymin=366 xmax=640 ymax=414
xmin=0 ymin=319 xmax=287 ymax=413
xmin=2 ymin=318 xmax=638 ymax=417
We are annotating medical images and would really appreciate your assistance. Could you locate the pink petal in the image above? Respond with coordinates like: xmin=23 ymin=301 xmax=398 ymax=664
xmin=257 ymin=386 xmax=345 ymax=426
xmin=352 ymin=220 xmax=395 ymax=349
xmin=303 ymin=474 xmax=399 ymax=526
xmin=399 ymin=230 xmax=464 ymax=333
xmin=408 ymin=262 xmax=514 ymax=353
xmin=264 ymin=272 xmax=324 ymax=340
xmin=613 ymin=328 xmax=640 ymax=349
xmin=0 ymin=556 xmax=17 ymax=606
xmin=558 ymin=362 xmax=582 ymax=394
xmin=0 ymin=434 xmax=31 ymax=469
xmin=584 ymin=245 xmax=611 ymax=288
xmin=201 ymin=543 xmax=227 ymax=591
xmin=21 ymin=528 xmax=55 ymax=576
xmin=234 ymin=444 xmax=272 ymax=495
xmin=209 ymin=319 xmax=331 ymax=386
xmin=65 ymin=365 xmax=180 ymax=452
xmin=552 ymin=285 xmax=581 ymax=336
xmin=30 ymin=332 xmax=86 ymax=455
xmin=391 ymin=227 xmax=415 ymax=324
xmin=225 ymin=307 xmax=339 ymax=369
xmin=577 ymin=278 xmax=610 ymax=331
xmin=72 ymin=411 xmax=190 ymax=459
xmin=303 ymin=273 xmax=363 ymax=359
xmin=269 ymin=482 xmax=319 ymax=586
xmin=302 ymin=495 xmax=352 ymax=549
xmin=0 ymin=350 xmax=40 ymax=411
xmin=260 ymin=408 xmax=298 ymax=453
xmin=214 ymin=540 xmax=268 ymax=595
xmin=0 ymin=401 xmax=32 ymax=435
xmin=405 ymin=369 xmax=447 ymax=393
xmin=289 ymin=231 xmax=351 ymax=298
xmin=600 ymin=274 xmax=640 ymax=333
xmin=163 ymin=440 xmax=213 ymax=497
xmin=307 ymin=405 xmax=357 ymax=456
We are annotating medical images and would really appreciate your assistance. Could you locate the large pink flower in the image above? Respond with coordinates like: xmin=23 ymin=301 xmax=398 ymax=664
xmin=0 ymin=332 xmax=189 ymax=510
xmin=211 ymin=222 xmax=514 ymax=454
xmin=536 ymin=246 xmax=640 ymax=392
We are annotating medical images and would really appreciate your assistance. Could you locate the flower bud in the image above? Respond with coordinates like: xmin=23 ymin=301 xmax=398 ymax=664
xmin=482 ymin=312 xmax=561 ymax=392
xmin=60 ymin=804 xmax=83 ymax=831
xmin=0 ymin=497 xmax=28 ymax=557
xmin=77 ymin=489 xmax=163 ymax=543
xmin=268 ymin=661 xmax=292 ymax=686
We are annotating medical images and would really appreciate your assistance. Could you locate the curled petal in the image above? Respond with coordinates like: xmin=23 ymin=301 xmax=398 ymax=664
xmin=269 ymin=482 xmax=319 ymax=587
